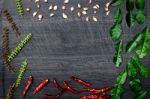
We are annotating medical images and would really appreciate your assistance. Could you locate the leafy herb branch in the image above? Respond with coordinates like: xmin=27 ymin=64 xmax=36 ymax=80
xmin=109 ymin=0 xmax=149 ymax=99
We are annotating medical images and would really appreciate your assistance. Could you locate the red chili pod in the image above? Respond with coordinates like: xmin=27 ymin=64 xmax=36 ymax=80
xmin=33 ymin=79 xmax=49 ymax=94
xmin=53 ymin=78 xmax=63 ymax=91
xmin=44 ymin=91 xmax=63 ymax=99
xmin=80 ymin=95 xmax=110 ymax=99
xmin=70 ymin=76 xmax=91 ymax=87
xmin=83 ymin=86 xmax=112 ymax=94
xmin=22 ymin=75 xmax=33 ymax=98
xmin=63 ymin=81 xmax=78 ymax=94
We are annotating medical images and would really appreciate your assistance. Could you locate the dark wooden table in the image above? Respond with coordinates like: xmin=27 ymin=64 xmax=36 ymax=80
xmin=0 ymin=0 xmax=150 ymax=99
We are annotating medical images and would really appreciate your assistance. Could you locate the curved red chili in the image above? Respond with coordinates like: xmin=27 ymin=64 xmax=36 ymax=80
xmin=44 ymin=91 xmax=63 ymax=99
xmin=53 ymin=78 xmax=63 ymax=91
xmin=63 ymin=81 xmax=78 ymax=94
xmin=83 ymin=86 xmax=112 ymax=94
xmin=80 ymin=95 xmax=110 ymax=99
xmin=22 ymin=75 xmax=33 ymax=98
xmin=33 ymin=79 xmax=49 ymax=94
xmin=70 ymin=76 xmax=92 ymax=87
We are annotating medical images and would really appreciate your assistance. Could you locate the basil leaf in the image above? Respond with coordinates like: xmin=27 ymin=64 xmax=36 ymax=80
xmin=136 ymin=90 xmax=147 ymax=99
xmin=126 ymin=33 xmax=143 ymax=52
xmin=136 ymin=10 xmax=146 ymax=24
xmin=136 ymin=28 xmax=150 ymax=58
xmin=113 ymin=41 xmax=123 ymax=67
xmin=126 ymin=11 xmax=135 ymax=27
xmin=111 ymin=0 xmax=124 ymax=6
xmin=127 ymin=62 xmax=137 ymax=78
xmin=129 ymin=78 xmax=142 ymax=93
xmin=111 ymin=84 xmax=124 ymax=99
xmin=116 ymin=70 xmax=127 ymax=85
xmin=126 ymin=0 xmax=134 ymax=11
xmin=114 ymin=8 xmax=123 ymax=24
xmin=136 ymin=0 xmax=145 ymax=10
xmin=110 ymin=24 xmax=122 ymax=41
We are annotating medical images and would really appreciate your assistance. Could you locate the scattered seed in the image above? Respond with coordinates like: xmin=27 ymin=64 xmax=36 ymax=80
xmin=106 ymin=2 xmax=110 ymax=8
xmin=53 ymin=5 xmax=58 ymax=10
xmin=33 ymin=11 xmax=38 ymax=17
xmin=62 ymin=13 xmax=68 ymax=19
xmin=62 ymin=6 xmax=66 ymax=10
xmin=94 ymin=11 xmax=97 ymax=14
xmin=38 ymin=14 xmax=43 ymax=21
xmin=92 ymin=16 xmax=98 ymax=22
xmin=49 ymin=5 xmax=53 ymax=10
xmin=26 ymin=8 xmax=31 ymax=12
xmin=77 ymin=12 xmax=81 ymax=17
xmin=78 ymin=4 xmax=81 ymax=8
xmin=44 ymin=0 xmax=48 ymax=3
xmin=93 ymin=4 xmax=99 ymax=9
xmin=83 ymin=7 xmax=88 ymax=11
xmin=35 ymin=0 xmax=39 ymax=3
xmin=50 ymin=13 xmax=55 ymax=17
xmin=70 ymin=6 xmax=74 ymax=11
xmin=89 ymin=0 xmax=92 ymax=4
xmin=86 ymin=16 xmax=89 ymax=22
xmin=106 ymin=11 xmax=110 ymax=16
xmin=105 ymin=7 xmax=109 ymax=11
xmin=82 ymin=11 xmax=87 ymax=15
xmin=64 ymin=0 xmax=69 ymax=4
xmin=37 ymin=4 xmax=40 ymax=8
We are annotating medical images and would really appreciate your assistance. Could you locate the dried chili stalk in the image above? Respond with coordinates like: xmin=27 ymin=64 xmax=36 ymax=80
xmin=6 ymin=83 xmax=15 ymax=99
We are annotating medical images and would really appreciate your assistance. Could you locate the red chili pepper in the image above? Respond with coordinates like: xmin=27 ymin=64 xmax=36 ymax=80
xmin=70 ymin=76 xmax=91 ymax=87
xmin=53 ymin=78 xmax=63 ymax=91
xmin=83 ymin=86 xmax=112 ymax=94
xmin=33 ymin=79 xmax=49 ymax=94
xmin=44 ymin=91 xmax=63 ymax=99
xmin=22 ymin=75 xmax=33 ymax=98
xmin=63 ymin=81 xmax=79 ymax=94
xmin=80 ymin=95 xmax=110 ymax=99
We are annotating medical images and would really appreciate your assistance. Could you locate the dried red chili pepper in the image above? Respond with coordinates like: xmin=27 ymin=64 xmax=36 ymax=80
xmin=70 ymin=76 xmax=91 ymax=87
xmin=33 ymin=79 xmax=49 ymax=94
xmin=44 ymin=91 xmax=64 ymax=99
xmin=80 ymin=95 xmax=110 ymax=99
xmin=53 ymin=78 xmax=63 ymax=91
xmin=83 ymin=86 xmax=112 ymax=94
xmin=63 ymin=81 xmax=79 ymax=94
xmin=22 ymin=75 xmax=33 ymax=98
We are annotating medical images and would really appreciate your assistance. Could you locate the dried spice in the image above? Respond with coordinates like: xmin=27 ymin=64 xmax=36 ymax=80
xmin=15 ymin=60 xmax=28 ymax=87
xmin=8 ymin=33 xmax=32 ymax=62
xmin=3 ymin=10 xmax=20 ymax=37
xmin=6 ymin=83 xmax=15 ymax=99
xmin=16 ymin=0 xmax=24 ymax=16
xmin=2 ymin=28 xmax=13 ymax=71
xmin=33 ymin=79 xmax=49 ymax=94
xmin=53 ymin=78 xmax=63 ymax=91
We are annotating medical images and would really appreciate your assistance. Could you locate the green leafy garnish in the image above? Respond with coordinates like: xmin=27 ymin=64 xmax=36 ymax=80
xmin=113 ymin=41 xmax=123 ymax=67
xmin=126 ymin=11 xmax=135 ymax=27
xmin=127 ymin=62 xmax=137 ymax=78
xmin=136 ymin=90 xmax=147 ymax=99
xmin=126 ymin=33 xmax=143 ymax=52
xmin=126 ymin=0 xmax=134 ymax=11
xmin=110 ymin=24 xmax=122 ymax=41
xmin=136 ymin=0 xmax=145 ymax=10
xmin=114 ymin=8 xmax=123 ymax=24
xmin=111 ymin=71 xmax=127 ymax=99
xmin=111 ymin=0 xmax=124 ymax=6
xmin=136 ymin=10 xmax=146 ymax=24
xmin=136 ymin=28 xmax=150 ymax=58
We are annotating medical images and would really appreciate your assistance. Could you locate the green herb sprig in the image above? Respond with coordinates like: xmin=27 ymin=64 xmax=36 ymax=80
xmin=16 ymin=0 xmax=24 ymax=16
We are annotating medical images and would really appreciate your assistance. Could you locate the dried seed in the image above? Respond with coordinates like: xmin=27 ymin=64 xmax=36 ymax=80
xmin=26 ymin=8 xmax=31 ymax=12
xmin=49 ymin=5 xmax=53 ymax=10
xmin=64 ymin=0 xmax=69 ymax=4
xmin=33 ymin=11 xmax=38 ymax=17
xmin=89 ymin=0 xmax=92 ymax=4
xmin=82 ymin=11 xmax=87 ymax=15
xmin=44 ymin=0 xmax=48 ymax=3
xmin=37 ymin=4 xmax=40 ymax=8
xmin=86 ymin=16 xmax=89 ymax=22
xmin=83 ymin=7 xmax=88 ymax=11
xmin=70 ymin=6 xmax=74 ymax=11
xmin=38 ymin=14 xmax=43 ymax=21
xmin=62 ymin=6 xmax=66 ymax=10
xmin=50 ymin=13 xmax=55 ymax=17
xmin=62 ymin=13 xmax=68 ymax=19
xmin=93 ymin=4 xmax=99 ymax=9
xmin=77 ymin=12 xmax=81 ymax=17
xmin=92 ymin=16 xmax=98 ymax=22
xmin=35 ymin=0 xmax=39 ymax=3
xmin=53 ymin=5 xmax=58 ymax=10
xmin=106 ymin=2 xmax=110 ymax=8
xmin=106 ymin=11 xmax=110 ymax=16
xmin=94 ymin=11 xmax=97 ymax=14
xmin=78 ymin=4 xmax=81 ymax=8
xmin=105 ymin=7 xmax=109 ymax=11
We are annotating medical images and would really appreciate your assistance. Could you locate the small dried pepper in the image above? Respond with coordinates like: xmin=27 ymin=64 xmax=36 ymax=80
xmin=70 ymin=76 xmax=92 ymax=87
xmin=33 ymin=79 xmax=49 ymax=94
xmin=63 ymin=81 xmax=79 ymax=94
xmin=6 ymin=83 xmax=15 ymax=99
xmin=44 ymin=91 xmax=64 ymax=99
xmin=80 ymin=95 xmax=110 ymax=99
xmin=22 ymin=75 xmax=33 ymax=98
xmin=83 ymin=86 xmax=112 ymax=94
xmin=53 ymin=78 xmax=63 ymax=91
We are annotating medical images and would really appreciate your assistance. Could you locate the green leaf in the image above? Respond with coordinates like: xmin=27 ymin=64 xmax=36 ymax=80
xmin=111 ymin=0 xmax=124 ymax=6
xmin=126 ymin=33 xmax=143 ymax=52
xmin=136 ymin=90 xmax=147 ymax=99
xmin=116 ymin=70 xmax=127 ymax=84
xmin=136 ymin=0 xmax=145 ymax=10
xmin=131 ymin=56 xmax=149 ymax=77
xmin=111 ymin=84 xmax=124 ymax=99
xmin=126 ymin=11 xmax=135 ymax=27
xmin=127 ymin=62 xmax=137 ymax=78
xmin=110 ymin=24 xmax=122 ymax=41
xmin=136 ymin=10 xmax=146 ymax=24
xmin=126 ymin=0 xmax=134 ymax=11
xmin=129 ymin=78 xmax=143 ymax=93
xmin=113 ymin=41 xmax=123 ymax=67
xmin=136 ymin=28 xmax=150 ymax=58
xmin=114 ymin=8 xmax=123 ymax=24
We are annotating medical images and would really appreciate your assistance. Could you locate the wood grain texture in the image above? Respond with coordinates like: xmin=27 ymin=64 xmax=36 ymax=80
xmin=0 ymin=0 xmax=150 ymax=99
